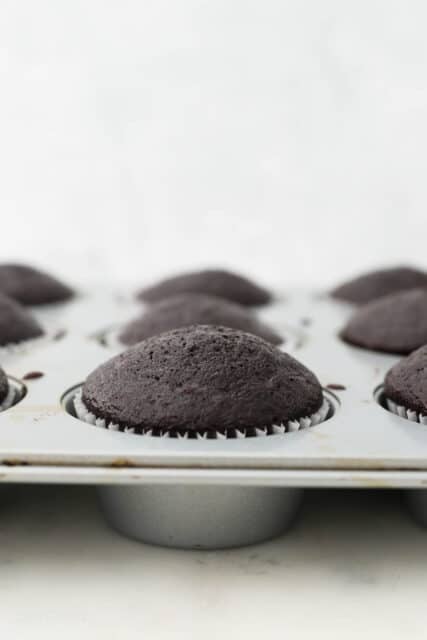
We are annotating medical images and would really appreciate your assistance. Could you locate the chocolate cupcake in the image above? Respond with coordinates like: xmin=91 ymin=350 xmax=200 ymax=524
xmin=0 ymin=264 xmax=74 ymax=305
xmin=384 ymin=345 xmax=427 ymax=422
xmin=341 ymin=289 xmax=427 ymax=355
xmin=331 ymin=266 xmax=427 ymax=305
xmin=0 ymin=293 xmax=44 ymax=347
xmin=138 ymin=269 xmax=272 ymax=307
xmin=76 ymin=325 xmax=327 ymax=438
xmin=118 ymin=294 xmax=282 ymax=346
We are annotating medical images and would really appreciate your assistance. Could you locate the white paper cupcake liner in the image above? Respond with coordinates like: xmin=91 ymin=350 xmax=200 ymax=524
xmin=385 ymin=397 xmax=427 ymax=425
xmin=0 ymin=385 xmax=16 ymax=412
xmin=73 ymin=389 xmax=330 ymax=439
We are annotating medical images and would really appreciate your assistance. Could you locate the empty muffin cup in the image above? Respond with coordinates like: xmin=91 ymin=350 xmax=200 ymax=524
xmin=99 ymin=484 xmax=303 ymax=550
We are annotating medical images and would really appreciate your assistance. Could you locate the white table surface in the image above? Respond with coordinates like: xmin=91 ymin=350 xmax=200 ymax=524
xmin=1 ymin=485 xmax=426 ymax=639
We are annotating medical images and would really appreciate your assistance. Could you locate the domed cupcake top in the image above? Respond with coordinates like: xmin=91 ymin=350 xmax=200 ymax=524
xmin=0 ymin=264 xmax=74 ymax=305
xmin=0 ymin=366 xmax=8 ymax=405
xmin=0 ymin=293 xmax=44 ymax=346
xmin=341 ymin=289 xmax=427 ymax=355
xmin=119 ymin=293 xmax=282 ymax=346
xmin=82 ymin=325 xmax=323 ymax=435
xmin=384 ymin=345 xmax=427 ymax=415
xmin=137 ymin=269 xmax=272 ymax=307
xmin=331 ymin=266 xmax=427 ymax=305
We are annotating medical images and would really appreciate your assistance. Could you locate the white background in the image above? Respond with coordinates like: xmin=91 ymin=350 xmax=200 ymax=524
xmin=2 ymin=1 xmax=427 ymax=289
xmin=2 ymin=2 xmax=427 ymax=638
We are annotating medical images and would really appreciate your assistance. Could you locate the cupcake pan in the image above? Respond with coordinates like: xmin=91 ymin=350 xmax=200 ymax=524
xmin=2 ymin=287 xmax=427 ymax=548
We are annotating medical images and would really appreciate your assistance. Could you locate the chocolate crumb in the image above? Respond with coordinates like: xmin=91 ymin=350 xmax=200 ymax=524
xmin=22 ymin=371 xmax=44 ymax=380
xmin=53 ymin=329 xmax=67 ymax=341
xmin=326 ymin=383 xmax=346 ymax=391
xmin=300 ymin=317 xmax=312 ymax=327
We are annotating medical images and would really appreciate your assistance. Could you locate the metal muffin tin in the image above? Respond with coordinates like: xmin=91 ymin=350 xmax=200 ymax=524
xmin=2 ymin=286 xmax=427 ymax=549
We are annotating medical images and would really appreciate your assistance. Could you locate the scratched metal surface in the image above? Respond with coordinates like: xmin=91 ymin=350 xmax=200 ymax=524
xmin=0 ymin=286 xmax=425 ymax=487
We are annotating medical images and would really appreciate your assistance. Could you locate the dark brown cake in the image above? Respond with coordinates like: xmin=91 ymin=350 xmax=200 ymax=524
xmin=0 ymin=264 xmax=74 ymax=305
xmin=331 ymin=266 xmax=427 ymax=305
xmin=0 ymin=293 xmax=44 ymax=346
xmin=0 ymin=367 xmax=8 ymax=404
xmin=82 ymin=325 xmax=323 ymax=435
xmin=118 ymin=293 xmax=282 ymax=346
xmin=137 ymin=269 xmax=272 ymax=307
xmin=384 ymin=345 xmax=427 ymax=415
xmin=341 ymin=289 xmax=427 ymax=355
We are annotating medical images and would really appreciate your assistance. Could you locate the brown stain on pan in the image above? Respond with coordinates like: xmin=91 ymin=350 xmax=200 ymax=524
xmin=2 ymin=459 xmax=30 ymax=467
xmin=110 ymin=458 xmax=137 ymax=468
xmin=326 ymin=383 xmax=346 ymax=391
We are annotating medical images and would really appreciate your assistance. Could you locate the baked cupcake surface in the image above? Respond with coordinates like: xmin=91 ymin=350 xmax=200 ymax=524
xmin=341 ymin=289 xmax=427 ymax=355
xmin=138 ymin=269 xmax=272 ymax=307
xmin=331 ymin=266 xmax=427 ymax=305
xmin=0 ymin=367 xmax=8 ymax=405
xmin=0 ymin=293 xmax=44 ymax=346
xmin=384 ymin=345 xmax=427 ymax=415
xmin=0 ymin=264 xmax=74 ymax=305
xmin=119 ymin=293 xmax=282 ymax=346
xmin=82 ymin=325 xmax=323 ymax=435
